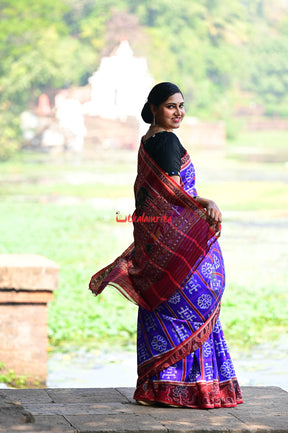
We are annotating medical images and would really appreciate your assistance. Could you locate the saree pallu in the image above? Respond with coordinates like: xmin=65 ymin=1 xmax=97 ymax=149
xmin=90 ymin=139 xmax=243 ymax=408
xmin=90 ymin=143 xmax=220 ymax=311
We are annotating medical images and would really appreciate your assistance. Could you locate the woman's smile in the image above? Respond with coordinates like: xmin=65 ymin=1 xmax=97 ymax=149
xmin=152 ymin=92 xmax=185 ymax=130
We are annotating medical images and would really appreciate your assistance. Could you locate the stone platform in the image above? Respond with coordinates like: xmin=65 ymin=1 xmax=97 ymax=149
xmin=0 ymin=254 xmax=59 ymax=384
xmin=0 ymin=386 xmax=287 ymax=432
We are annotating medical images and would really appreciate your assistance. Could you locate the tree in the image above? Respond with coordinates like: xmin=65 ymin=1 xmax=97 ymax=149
xmin=0 ymin=0 xmax=110 ymax=158
xmin=1 ymin=0 xmax=288 ymax=159
xmin=246 ymin=35 xmax=288 ymax=116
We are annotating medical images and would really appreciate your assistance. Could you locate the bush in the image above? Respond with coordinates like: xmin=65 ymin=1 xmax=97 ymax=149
xmin=0 ymin=107 xmax=22 ymax=161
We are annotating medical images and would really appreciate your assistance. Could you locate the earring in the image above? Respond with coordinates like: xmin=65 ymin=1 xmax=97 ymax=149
xmin=152 ymin=116 xmax=156 ymax=126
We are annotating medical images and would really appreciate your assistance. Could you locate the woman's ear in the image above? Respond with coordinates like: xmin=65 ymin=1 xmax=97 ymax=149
xmin=150 ymin=104 xmax=157 ymax=117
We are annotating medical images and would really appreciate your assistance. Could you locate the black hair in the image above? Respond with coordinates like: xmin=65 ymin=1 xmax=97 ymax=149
xmin=141 ymin=82 xmax=183 ymax=124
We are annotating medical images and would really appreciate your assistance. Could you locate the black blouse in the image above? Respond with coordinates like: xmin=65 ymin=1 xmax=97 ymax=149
xmin=143 ymin=131 xmax=186 ymax=176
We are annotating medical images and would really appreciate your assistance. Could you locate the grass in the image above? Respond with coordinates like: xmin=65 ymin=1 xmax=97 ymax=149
xmin=227 ymin=129 xmax=288 ymax=152
xmin=0 ymin=181 xmax=132 ymax=199
xmin=0 ymin=201 xmax=137 ymax=350
xmin=201 ymin=180 xmax=288 ymax=211
xmin=220 ymin=218 xmax=288 ymax=349
xmin=0 ymin=138 xmax=287 ymax=353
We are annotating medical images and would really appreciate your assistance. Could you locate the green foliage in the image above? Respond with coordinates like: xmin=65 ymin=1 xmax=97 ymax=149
xmin=0 ymin=0 xmax=118 ymax=159
xmin=0 ymin=362 xmax=27 ymax=388
xmin=125 ymin=0 xmax=288 ymax=117
xmin=1 ymin=0 xmax=288 ymax=159
xmin=244 ymin=35 xmax=288 ymax=116
xmin=0 ymin=0 xmax=97 ymax=106
xmin=0 ymin=103 xmax=21 ymax=160
xmin=126 ymin=0 xmax=249 ymax=116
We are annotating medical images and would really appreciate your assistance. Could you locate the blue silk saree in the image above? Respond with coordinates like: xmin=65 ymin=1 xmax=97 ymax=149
xmin=90 ymin=141 xmax=243 ymax=408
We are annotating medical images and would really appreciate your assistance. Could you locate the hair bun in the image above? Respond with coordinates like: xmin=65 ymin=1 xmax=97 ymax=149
xmin=141 ymin=101 xmax=154 ymax=124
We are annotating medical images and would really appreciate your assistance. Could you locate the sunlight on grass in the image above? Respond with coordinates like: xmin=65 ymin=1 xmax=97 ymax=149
xmin=228 ymin=130 xmax=288 ymax=151
xmin=201 ymin=181 xmax=288 ymax=211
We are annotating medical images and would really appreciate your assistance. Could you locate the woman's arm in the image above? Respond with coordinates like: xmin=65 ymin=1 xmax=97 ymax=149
xmin=194 ymin=196 xmax=222 ymax=224
xmin=170 ymin=177 xmax=221 ymax=224
xmin=169 ymin=177 xmax=221 ymax=223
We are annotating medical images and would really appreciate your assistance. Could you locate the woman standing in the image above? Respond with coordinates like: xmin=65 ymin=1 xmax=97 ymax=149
xmin=90 ymin=82 xmax=243 ymax=408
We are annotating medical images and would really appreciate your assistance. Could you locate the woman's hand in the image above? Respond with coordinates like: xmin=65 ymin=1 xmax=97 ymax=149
xmin=194 ymin=196 xmax=222 ymax=224
xmin=205 ymin=200 xmax=222 ymax=224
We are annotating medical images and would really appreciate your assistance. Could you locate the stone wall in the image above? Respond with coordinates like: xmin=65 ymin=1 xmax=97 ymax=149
xmin=176 ymin=118 xmax=226 ymax=151
xmin=84 ymin=115 xmax=140 ymax=150
xmin=84 ymin=115 xmax=226 ymax=151
xmin=0 ymin=254 xmax=59 ymax=385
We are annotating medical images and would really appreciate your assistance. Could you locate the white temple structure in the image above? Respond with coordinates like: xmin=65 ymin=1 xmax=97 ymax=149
xmin=87 ymin=40 xmax=154 ymax=120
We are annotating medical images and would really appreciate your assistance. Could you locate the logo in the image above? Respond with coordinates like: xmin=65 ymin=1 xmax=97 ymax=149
xmin=116 ymin=211 xmax=172 ymax=224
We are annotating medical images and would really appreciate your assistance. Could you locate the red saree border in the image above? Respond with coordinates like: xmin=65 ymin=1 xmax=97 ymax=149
xmin=138 ymin=144 xmax=205 ymax=223
xmin=137 ymin=303 xmax=221 ymax=386
xmin=134 ymin=377 xmax=243 ymax=409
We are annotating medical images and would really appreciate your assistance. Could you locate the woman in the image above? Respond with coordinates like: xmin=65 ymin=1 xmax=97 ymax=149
xmin=89 ymin=82 xmax=243 ymax=408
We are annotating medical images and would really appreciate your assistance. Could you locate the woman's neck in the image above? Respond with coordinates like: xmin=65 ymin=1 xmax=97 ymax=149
xmin=143 ymin=125 xmax=171 ymax=142
xmin=150 ymin=124 xmax=171 ymax=133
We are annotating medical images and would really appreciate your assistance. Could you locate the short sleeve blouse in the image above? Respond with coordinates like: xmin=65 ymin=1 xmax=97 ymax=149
xmin=143 ymin=131 xmax=186 ymax=176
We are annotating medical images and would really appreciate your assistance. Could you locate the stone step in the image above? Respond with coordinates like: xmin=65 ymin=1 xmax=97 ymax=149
xmin=0 ymin=386 xmax=287 ymax=432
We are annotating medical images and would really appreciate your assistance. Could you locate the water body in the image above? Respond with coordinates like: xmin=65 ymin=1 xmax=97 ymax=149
xmin=47 ymin=337 xmax=288 ymax=392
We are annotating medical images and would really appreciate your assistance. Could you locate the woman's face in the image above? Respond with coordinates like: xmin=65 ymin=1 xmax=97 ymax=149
xmin=151 ymin=92 xmax=185 ymax=130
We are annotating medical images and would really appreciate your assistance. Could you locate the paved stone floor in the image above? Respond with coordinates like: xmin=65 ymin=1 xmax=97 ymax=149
xmin=0 ymin=386 xmax=287 ymax=432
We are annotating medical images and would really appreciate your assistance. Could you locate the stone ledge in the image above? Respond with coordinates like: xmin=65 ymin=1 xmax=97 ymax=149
xmin=0 ymin=386 xmax=287 ymax=432
xmin=0 ymin=254 xmax=59 ymax=291
xmin=0 ymin=290 xmax=54 ymax=304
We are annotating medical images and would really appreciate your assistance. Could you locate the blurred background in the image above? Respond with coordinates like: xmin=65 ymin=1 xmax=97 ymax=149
xmin=0 ymin=0 xmax=287 ymax=389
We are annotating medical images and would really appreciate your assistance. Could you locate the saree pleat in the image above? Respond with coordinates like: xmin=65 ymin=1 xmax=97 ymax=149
xmin=134 ymin=257 xmax=243 ymax=407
